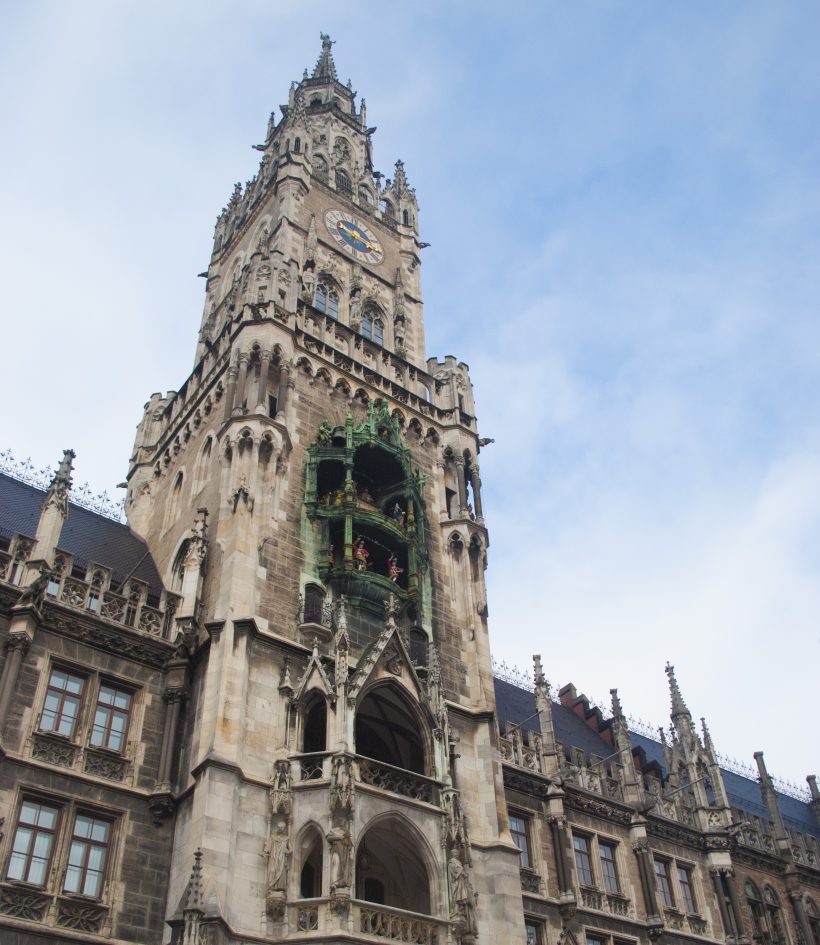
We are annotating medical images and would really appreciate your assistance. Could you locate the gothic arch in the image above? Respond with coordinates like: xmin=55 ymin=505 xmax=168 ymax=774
xmin=296 ymin=356 xmax=314 ymax=377
xmin=301 ymin=689 xmax=328 ymax=754
xmin=293 ymin=822 xmax=324 ymax=899
xmin=193 ymin=435 xmax=214 ymax=494
xmin=163 ymin=469 xmax=186 ymax=531
xmin=354 ymin=680 xmax=429 ymax=776
xmin=356 ymin=812 xmax=438 ymax=915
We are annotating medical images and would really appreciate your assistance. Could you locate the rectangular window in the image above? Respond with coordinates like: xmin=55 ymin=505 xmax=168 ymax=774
xmin=510 ymin=814 xmax=531 ymax=869
xmin=573 ymin=835 xmax=594 ymax=886
xmin=526 ymin=921 xmax=543 ymax=944
xmin=41 ymin=668 xmax=85 ymax=738
xmin=586 ymin=935 xmax=606 ymax=945
xmin=63 ymin=813 xmax=111 ymax=898
xmin=6 ymin=799 xmax=60 ymax=886
xmin=599 ymin=841 xmax=619 ymax=894
xmin=677 ymin=865 xmax=696 ymax=913
xmin=654 ymin=859 xmax=674 ymax=909
xmin=90 ymin=685 xmax=132 ymax=753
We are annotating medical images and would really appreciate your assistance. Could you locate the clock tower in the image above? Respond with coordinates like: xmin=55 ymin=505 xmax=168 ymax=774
xmin=126 ymin=34 xmax=523 ymax=943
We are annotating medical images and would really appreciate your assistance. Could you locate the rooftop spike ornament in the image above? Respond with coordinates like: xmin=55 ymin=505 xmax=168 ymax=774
xmin=312 ymin=33 xmax=338 ymax=81
xmin=665 ymin=662 xmax=691 ymax=720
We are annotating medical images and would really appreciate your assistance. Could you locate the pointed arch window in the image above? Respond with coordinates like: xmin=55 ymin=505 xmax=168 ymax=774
xmin=335 ymin=169 xmax=352 ymax=194
xmin=315 ymin=281 xmax=339 ymax=319
xmin=380 ymin=198 xmax=395 ymax=220
xmin=164 ymin=472 xmax=184 ymax=530
xmin=361 ymin=307 xmax=384 ymax=346
xmin=302 ymin=694 xmax=327 ymax=755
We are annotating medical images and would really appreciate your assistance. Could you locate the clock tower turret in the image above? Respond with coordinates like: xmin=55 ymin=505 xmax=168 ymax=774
xmin=125 ymin=34 xmax=523 ymax=944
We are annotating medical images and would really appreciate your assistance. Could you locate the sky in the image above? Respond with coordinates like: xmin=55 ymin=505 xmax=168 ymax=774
xmin=1 ymin=2 xmax=818 ymax=787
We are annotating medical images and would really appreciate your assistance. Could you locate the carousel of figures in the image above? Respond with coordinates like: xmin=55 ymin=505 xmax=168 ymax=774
xmin=390 ymin=502 xmax=405 ymax=526
xmin=353 ymin=537 xmax=370 ymax=571
xmin=387 ymin=554 xmax=404 ymax=583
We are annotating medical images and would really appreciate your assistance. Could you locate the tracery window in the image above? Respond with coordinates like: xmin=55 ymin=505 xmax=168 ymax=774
xmin=361 ymin=307 xmax=384 ymax=345
xmin=315 ymin=281 xmax=339 ymax=318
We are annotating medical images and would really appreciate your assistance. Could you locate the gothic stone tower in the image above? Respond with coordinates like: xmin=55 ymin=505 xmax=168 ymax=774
xmin=125 ymin=35 xmax=523 ymax=943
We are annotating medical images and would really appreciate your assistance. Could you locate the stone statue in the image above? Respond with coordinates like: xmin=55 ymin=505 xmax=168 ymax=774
xmin=15 ymin=566 xmax=51 ymax=611
xmin=266 ymin=817 xmax=291 ymax=894
xmin=327 ymin=824 xmax=352 ymax=890
xmin=448 ymin=851 xmax=478 ymax=937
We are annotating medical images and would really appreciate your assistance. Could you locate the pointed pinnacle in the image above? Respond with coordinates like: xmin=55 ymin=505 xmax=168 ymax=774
xmin=185 ymin=849 xmax=204 ymax=911
xmin=665 ymin=662 xmax=691 ymax=719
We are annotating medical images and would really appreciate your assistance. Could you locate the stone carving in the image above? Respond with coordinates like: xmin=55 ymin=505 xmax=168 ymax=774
xmin=330 ymin=754 xmax=354 ymax=812
xmin=448 ymin=850 xmax=478 ymax=941
xmin=266 ymin=816 xmax=292 ymax=897
xmin=31 ymin=732 xmax=77 ymax=768
xmin=15 ymin=565 xmax=51 ymax=611
xmin=84 ymin=748 xmax=127 ymax=781
xmin=327 ymin=824 xmax=353 ymax=891
xmin=270 ymin=760 xmax=292 ymax=816
xmin=0 ymin=885 xmax=50 ymax=920
xmin=56 ymin=897 xmax=107 ymax=932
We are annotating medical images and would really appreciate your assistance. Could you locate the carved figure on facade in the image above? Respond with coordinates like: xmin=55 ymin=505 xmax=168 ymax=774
xmin=15 ymin=564 xmax=51 ymax=612
xmin=353 ymin=537 xmax=369 ymax=571
xmin=270 ymin=760 xmax=292 ymax=817
xmin=265 ymin=815 xmax=292 ymax=919
xmin=327 ymin=823 xmax=353 ymax=892
xmin=448 ymin=849 xmax=478 ymax=942
xmin=330 ymin=754 xmax=354 ymax=813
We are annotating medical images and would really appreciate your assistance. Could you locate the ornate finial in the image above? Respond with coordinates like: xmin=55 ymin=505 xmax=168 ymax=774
xmin=184 ymin=849 xmax=204 ymax=912
xmin=392 ymin=159 xmax=408 ymax=195
xmin=610 ymin=688 xmax=624 ymax=720
xmin=384 ymin=594 xmax=399 ymax=630
xmin=336 ymin=595 xmax=348 ymax=633
xmin=43 ymin=448 xmax=75 ymax=516
xmin=665 ymin=662 xmax=691 ymax=719
xmin=279 ymin=657 xmax=294 ymax=694
xmin=658 ymin=726 xmax=668 ymax=748
xmin=312 ymin=33 xmax=338 ymax=81
xmin=700 ymin=716 xmax=714 ymax=751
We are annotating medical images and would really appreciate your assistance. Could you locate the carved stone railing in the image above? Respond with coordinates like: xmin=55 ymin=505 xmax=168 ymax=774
xmin=357 ymin=756 xmax=438 ymax=804
xmin=665 ymin=909 xmax=686 ymax=931
xmin=580 ymin=886 xmax=605 ymax=910
xmin=30 ymin=729 xmax=131 ymax=783
xmin=296 ymin=900 xmax=321 ymax=932
xmin=607 ymin=893 xmax=630 ymax=916
xmin=0 ymin=884 xmax=108 ymax=933
xmin=499 ymin=733 xmax=543 ymax=774
xmin=295 ymin=752 xmax=330 ymax=782
xmin=356 ymin=901 xmax=443 ymax=944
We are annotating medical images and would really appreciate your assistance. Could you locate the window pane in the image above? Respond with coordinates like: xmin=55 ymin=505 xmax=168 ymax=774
xmin=599 ymin=842 xmax=619 ymax=894
xmin=573 ymin=836 xmax=593 ymax=886
xmin=655 ymin=860 xmax=674 ymax=908
xmin=678 ymin=866 xmax=696 ymax=912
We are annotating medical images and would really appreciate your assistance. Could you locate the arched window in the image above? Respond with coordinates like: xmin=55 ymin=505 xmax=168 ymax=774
xmin=302 ymin=694 xmax=327 ymax=754
xmin=293 ymin=137 xmax=301 ymax=153
xmin=380 ymin=198 xmax=395 ymax=220
xmin=335 ymin=169 xmax=351 ymax=194
xmin=402 ymin=209 xmax=410 ymax=226
xmin=355 ymin=685 xmax=425 ymax=774
xmin=806 ymin=898 xmax=820 ymax=945
xmin=171 ymin=541 xmax=188 ymax=593
xmin=315 ymin=281 xmax=339 ymax=319
xmin=164 ymin=472 xmax=184 ymax=530
xmin=356 ymin=818 xmax=433 ymax=915
xmin=193 ymin=437 xmax=212 ymax=494
xmin=361 ymin=306 xmax=383 ymax=345
xmin=298 ymin=829 xmax=323 ymax=899
xmin=312 ymin=154 xmax=328 ymax=177
xmin=359 ymin=187 xmax=374 ymax=206
xmin=764 ymin=886 xmax=788 ymax=945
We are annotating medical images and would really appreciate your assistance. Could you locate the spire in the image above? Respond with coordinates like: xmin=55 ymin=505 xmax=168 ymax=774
xmin=754 ymin=752 xmax=790 ymax=848
xmin=312 ymin=33 xmax=338 ymax=81
xmin=665 ymin=662 xmax=691 ymax=720
xmin=392 ymin=159 xmax=408 ymax=196
xmin=34 ymin=448 xmax=75 ymax=565
xmin=610 ymin=687 xmax=624 ymax=721
xmin=700 ymin=716 xmax=714 ymax=752
xmin=184 ymin=849 xmax=204 ymax=912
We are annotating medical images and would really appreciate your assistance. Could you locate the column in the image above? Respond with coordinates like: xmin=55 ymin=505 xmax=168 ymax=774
xmin=156 ymin=687 xmax=187 ymax=791
xmin=548 ymin=816 xmax=573 ymax=900
xmin=223 ymin=361 xmax=239 ymax=423
xmin=710 ymin=869 xmax=734 ymax=940
xmin=275 ymin=363 xmax=291 ymax=420
xmin=255 ymin=349 xmax=272 ymax=411
xmin=232 ymin=353 xmax=249 ymax=416
xmin=724 ymin=868 xmax=747 ymax=940
xmin=454 ymin=458 xmax=467 ymax=515
xmin=471 ymin=464 xmax=484 ymax=521
xmin=0 ymin=635 xmax=31 ymax=738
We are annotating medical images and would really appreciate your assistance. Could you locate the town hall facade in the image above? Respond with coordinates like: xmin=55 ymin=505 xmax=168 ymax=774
xmin=0 ymin=35 xmax=817 ymax=945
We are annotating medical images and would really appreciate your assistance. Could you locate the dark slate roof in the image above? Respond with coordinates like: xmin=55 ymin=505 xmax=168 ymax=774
xmin=0 ymin=473 xmax=164 ymax=598
xmin=493 ymin=676 xmax=819 ymax=839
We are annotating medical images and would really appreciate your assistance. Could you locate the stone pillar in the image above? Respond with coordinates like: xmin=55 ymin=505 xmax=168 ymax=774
xmin=471 ymin=464 xmax=484 ymax=522
xmin=454 ymin=458 xmax=467 ymax=515
xmin=633 ymin=841 xmax=662 ymax=928
xmin=232 ymin=353 xmax=249 ymax=416
xmin=276 ymin=363 xmax=291 ymax=420
xmin=724 ymin=868 xmax=746 ymax=940
xmin=0 ymin=634 xmax=31 ymax=739
xmin=256 ymin=349 xmax=272 ymax=411
xmin=548 ymin=816 xmax=574 ymax=900
xmin=789 ymin=891 xmax=814 ymax=945
xmin=156 ymin=685 xmax=187 ymax=790
xmin=223 ymin=360 xmax=239 ymax=423
xmin=710 ymin=868 xmax=735 ymax=940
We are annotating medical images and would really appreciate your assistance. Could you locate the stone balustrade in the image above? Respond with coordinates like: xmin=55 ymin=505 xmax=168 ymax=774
xmin=357 ymin=901 xmax=444 ymax=944
xmin=357 ymin=756 xmax=438 ymax=804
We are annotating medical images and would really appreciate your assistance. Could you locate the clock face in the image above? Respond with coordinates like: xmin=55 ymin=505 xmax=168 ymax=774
xmin=324 ymin=209 xmax=384 ymax=265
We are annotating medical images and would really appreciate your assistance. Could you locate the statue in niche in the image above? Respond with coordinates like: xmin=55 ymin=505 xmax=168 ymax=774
xmin=317 ymin=420 xmax=332 ymax=444
xmin=349 ymin=286 xmax=363 ymax=329
xmin=387 ymin=554 xmax=404 ymax=584
xmin=331 ymin=755 xmax=354 ymax=812
xmin=448 ymin=850 xmax=478 ymax=939
xmin=327 ymin=824 xmax=353 ymax=890
xmin=353 ymin=538 xmax=369 ymax=571
xmin=300 ymin=261 xmax=316 ymax=302
xmin=270 ymin=760 xmax=292 ymax=816
xmin=266 ymin=816 xmax=292 ymax=897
